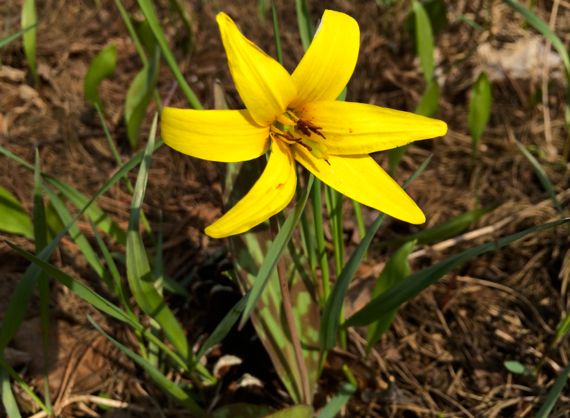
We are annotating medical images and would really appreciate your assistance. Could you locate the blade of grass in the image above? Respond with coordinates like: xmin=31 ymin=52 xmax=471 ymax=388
xmin=320 ymin=156 xmax=432 ymax=350
xmin=412 ymin=0 xmax=434 ymax=81
xmin=295 ymin=0 xmax=313 ymax=50
xmin=313 ymin=180 xmax=330 ymax=305
xmin=21 ymin=0 xmax=38 ymax=84
xmin=33 ymin=150 xmax=53 ymax=413
xmin=0 ymin=369 xmax=22 ymax=418
xmin=84 ymin=44 xmax=117 ymax=107
xmin=468 ymin=72 xmax=492 ymax=157
xmin=126 ymin=114 xmax=190 ymax=361
xmin=0 ymin=357 xmax=48 ymax=414
xmin=0 ymin=24 xmax=37 ymax=49
xmin=136 ymin=0 xmax=202 ymax=109
xmin=271 ymin=0 xmax=283 ymax=64
xmin=88 ymin=316 xmax=202 ymax=413
xmin=346 ymin=217 xmax=570 ymax=327
xmin=316 ymin=382 xmax=356 ymax=418
xmin=238 ymin=176 xmax=314 ymax=329
xmin=515 ymin=140 xmax=562 ymax=214
xmin=535 ymin=361 xmax=570 ymax=418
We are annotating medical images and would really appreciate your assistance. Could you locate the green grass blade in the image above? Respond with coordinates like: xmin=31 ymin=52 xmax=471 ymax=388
xmin=320 ymin=156 xmax=432 ymax=350
xmin=84 ymin=44 xmax=117 ymax=107
xmin=295 ymin=0 xmax=313 ymax=50
xmin=238 ymin=176 xmax=314 ymax=329
xmin=553 ymin=312 xmax=570 ymax=346
xmin=125 ymin=54 xmax=158 ymax=148
xmin=503 ymin=0 xmax=570 ymax=80
xmin=0 ymin=24 xmax=36 ymax=49
xmin=136 ymin=0 xmax=202 ymax=109
xmin=266 ymin=405 xmax=313 ymax=418
xmin=391 ymin=205 xmax=497 ymax=247
xmin=195 ymin=294 xmax=247 ymax=361
xmin=33 ymin=151 xmax=53 ymax=412
xmin=367 ymin=241 xmax=415 ymax=349
xmin=346 ymin=218 xmax=570 ymax=327
xmin=468 ymin=72 xmax=492 ymax=155
xmin=535 ymin=361 xmax=570 ymax=418
xmin=412 ymin=0 xmax=434 ymax=81
xmin=169 ymin=0 xmax=194 ymax=54
xmin=0 ymin=369 xmax=22 ymax=418
xmin=271 ymin=0 xmax=283 ymax=64
xmin=316 ymin=382 xmax=356 ymax=418
xmin=0 ymin=186 xmax=33 ymax=238
xmin=126 ymin=114 xmax=190 ymax=360
xmin=416 ymin=79 xmax=440 ymax=117
xmin=0 ymin=357 xmax=48 ymax=414
xmin=312 ymin=180 xmax=330 ymax=303
xmin=515 ymin=140 xmax=563 ymax=214
xmin=44 ymin=187 xmax=106 ymax=279
xmin=21 ymin=0 xmax=38 ymax=84
xmin=89 ymin=317 xmax=202 ymax=413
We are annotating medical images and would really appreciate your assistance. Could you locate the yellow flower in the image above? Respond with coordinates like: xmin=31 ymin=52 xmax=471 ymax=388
xmin=161 ymin=10 xmax=447 ymax=238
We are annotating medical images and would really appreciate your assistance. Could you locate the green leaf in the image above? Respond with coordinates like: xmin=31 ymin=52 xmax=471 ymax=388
xmin=317 ymin=382 xmax=356 ymax=418
xmin=413 ymin=0 xmax=434 ymax=81
xmin=346 ymin=218 xmax=570 ymax=327
xmin=125 ymin=56 xmax=158 ymax=149
xmin=392 ymin=205 xmax=497 ymax=246
xmin=21 ymin=0 xmax=38 ymax=84
xmin=136 ymin=0 xmax=202 ymax=109
xmin=320 ymin=157 xmax=432 ymax=350
xmin=0 ymin=369 xmax=22 ymax=418
xmin=84 ymin=44 xmax=117 ymax=107
xmin=210 ymin=403 xmax=273 ymax=418
xmin=266 ymin=405 xmax=313 ymax=418
xmin=503 ymin=360 xmax=531 ymax=375
xmin=0 ymin=24 xmax=36 ymax=49
xmin=295 ymin=0 xmax=313 ymax=50
xmin=89 ymin=317 xmax=202 ymax=413
xmin=239 ymin=176 xmax=314 ymax=329
xmin=515 ymin=140 xmax=563 ymax=214
xmin=535 ymin=361 xmax=570 ymax=418
xmin=367 ymin=241 xmax=416 ymax=349
xmin=0 ymin=186 xmax=33 ymax=238
xmin=468 ymin=72 xmax=492 ymax=153
xmin=415 ymin=79 xmax=440 ymax=117
xmin=126 ymin=114 xmax=190 ymax=361
xmin=553 ymin=311 xmax=570 ymax=346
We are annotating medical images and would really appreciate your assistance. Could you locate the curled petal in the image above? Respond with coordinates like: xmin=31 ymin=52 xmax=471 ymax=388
xmin=294 ymin=147 xmax=425 ymax=224
xmin=205 ymin=140 xmax=297 ymax=238
xmin=297 ymin=101 xmax=448 ymax=155
xmin=290 ymin=10 xmax=360 ymax=108
xmin=217 ymin=13 xmax=297 ymax=126
xmin=161 ymin=107 xmax=270 ymax=162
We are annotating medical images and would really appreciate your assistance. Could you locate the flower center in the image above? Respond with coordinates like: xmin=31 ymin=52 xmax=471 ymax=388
xmin=270 ymin=111 xmax=330 ymax=164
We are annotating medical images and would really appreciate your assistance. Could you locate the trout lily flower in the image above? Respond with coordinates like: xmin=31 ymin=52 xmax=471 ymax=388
xmin=162 ymin=10 xmax=447 ymax=238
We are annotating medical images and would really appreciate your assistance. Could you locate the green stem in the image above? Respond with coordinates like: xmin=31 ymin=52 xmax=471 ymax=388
xmin=312 ymin=180 xmax=330 ymax=305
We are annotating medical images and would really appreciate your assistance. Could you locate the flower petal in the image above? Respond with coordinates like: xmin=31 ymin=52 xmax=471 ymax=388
xmin=294 ymin=147 xmax=425 ymax=224
xmin=161 ymin=107 xmax=270 ymax=163
xmin=297 ymin=101 xmax=448 ymax=155
xmin=216 ymin=13 xmax=297 ymax=126
xmin=290 ymin=10 xmax=360 ymax=108
xmin=205 ymin=140 xmax=296 ymax=238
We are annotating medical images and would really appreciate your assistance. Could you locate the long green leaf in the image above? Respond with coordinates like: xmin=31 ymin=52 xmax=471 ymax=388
xmin=468 ymin=72 xmax=492 ymax=153
xmin=84 ymin=44 xmax=117 ymax=106
xmin=317 ymin=382 xmax=356 ymax=418
xmin=89 ymin=317 xmax=202 ymax=413
xmin=515 ymin=140 xmax=562 ymax=214
xmin=136 ymin=0 xmax=202 ymax=109
xmin=126 ymin=114 xmax=190 ymax=360
xmin=320 ymin=156 xmax=432 ymax=350
xmin=21 ymin=0 xmax=38 ymax=84
xmin=0 ymin=24 xmax=36 ymax=49
xmin=295 ymin=0 xmax=313 ymax=50
xmin=535 ymin=361 xmax=570 ymax=418
xmin=413 ymin=0 xmax=434 ymax=81
xmin=346 ymin=218 xmax=570 ymax=327
xmin=0 ymin=186 xmax=33 ymax=238
xmin=239 ymin=176 xmax=314 ymax=329
xmin=0 ymin=370 xmax=22 ymax=418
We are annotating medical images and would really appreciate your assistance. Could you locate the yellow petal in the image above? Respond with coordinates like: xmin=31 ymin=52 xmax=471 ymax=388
xmin=290 ymin=10 xmax=359 ymax=108
xmin=205 ymin=140 xmax=296 ymax=238
xmin=297 ymin=101 xmax=448 ymax=155
xmin=161 ymin=107 xmax=270 ymax=163
xmin=294 ymin=147 xmax=425 ymax=224
xmin=216 ymin=13 xmax=297 ymax=126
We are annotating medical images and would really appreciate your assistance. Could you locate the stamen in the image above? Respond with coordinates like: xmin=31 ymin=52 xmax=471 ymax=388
xmin=295 ymin=119 xmax=326 ymax=139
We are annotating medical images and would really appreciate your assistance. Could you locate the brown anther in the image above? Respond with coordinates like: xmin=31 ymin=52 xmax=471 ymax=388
xmin=295 ymin=119 xmax=326 ymax=139
xmin=324 ymin=159 xmax=331 ymax=166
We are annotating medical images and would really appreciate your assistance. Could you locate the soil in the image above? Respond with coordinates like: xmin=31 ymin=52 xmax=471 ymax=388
xmin=0 ymin=0 xmax=569 ymax=417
